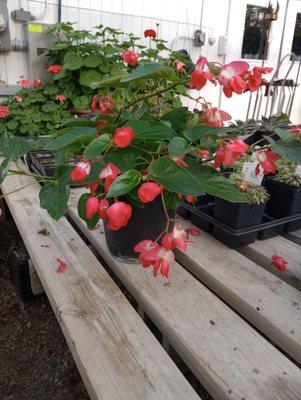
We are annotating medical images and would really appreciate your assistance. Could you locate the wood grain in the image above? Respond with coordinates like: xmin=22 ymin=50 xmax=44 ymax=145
xmin=68 ymin=189 xmax=301 ymax=400
xmin=1 ymin=164 xmax=199 ymax=400
xmin=176 ymin=218 xmax=301 ymax=364
xmin=239 ymin=236 xmax=301 ymax=290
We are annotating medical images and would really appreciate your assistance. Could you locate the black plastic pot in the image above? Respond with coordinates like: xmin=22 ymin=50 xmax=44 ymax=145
xmin=265 ymin=179 xmax=301 ymax=218
xmin=104 ymin=196 xmax=175 ymax=262
xmin=214 ymin=197 xmax=266 ymax=229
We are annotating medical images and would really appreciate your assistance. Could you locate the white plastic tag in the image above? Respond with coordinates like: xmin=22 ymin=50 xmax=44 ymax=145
xmin=296 ymin=165 xmax=301 ymax=178
xmin=242 ymin=161 xmax=264 ymax=186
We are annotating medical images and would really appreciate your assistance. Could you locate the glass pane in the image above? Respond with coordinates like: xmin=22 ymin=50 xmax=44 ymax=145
xmin=291 ymin=13 xmax=301 ymax=60
xmin=241 ymin=5 xmax=269 ymax=60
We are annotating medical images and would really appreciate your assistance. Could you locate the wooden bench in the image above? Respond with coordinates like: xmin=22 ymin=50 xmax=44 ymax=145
xmin=0 ymin=163 xmax=200 ymax=400
xmin=177 ymin=218 xmax=301 ymax=364
xmin=68 ymin=189 xmax=301 ymax=400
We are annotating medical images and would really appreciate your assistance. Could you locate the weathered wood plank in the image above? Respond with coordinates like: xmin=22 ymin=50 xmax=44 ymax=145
xmin=284 ymin=230 xmax=301 ymax=246
xmin=239 ymin=236 xmax=301 ymax=290
xmin=1 ymin=166 xmax=199 ymax=400
xmin=68 ymin=190 xmax=301 ymax=400
xmin=176 ymin=218 xmax=301 ymax=364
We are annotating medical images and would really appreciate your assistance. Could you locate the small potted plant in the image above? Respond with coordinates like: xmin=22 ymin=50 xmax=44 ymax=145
xmin=265 ymin=158 xmax=301 ymax=218
xmin=214 ymin=173 xmax=269 ymax=229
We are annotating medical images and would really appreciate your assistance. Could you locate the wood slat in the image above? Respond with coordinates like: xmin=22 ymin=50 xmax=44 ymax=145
xmin=68 ymin=190 xmax=301 ymax=400
xmin=1 ymin=166 xmax=200 ymax=400
xmin=284 ymin=230 xmax=301 ymax=246
xmin=176 ymin=218 xmax=301 ymax=364
xmin=239 ymin=236 xmax=301 ymax=290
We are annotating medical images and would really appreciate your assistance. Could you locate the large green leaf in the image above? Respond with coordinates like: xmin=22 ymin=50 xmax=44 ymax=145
xmin=64 ymin=53 xmax=84 ymax=70
xmin=184 ymin=126 xmax=232 ymax=142
xmin=121 ymin=62 xmax=177 ymax=83
xmin=77 ymin=193 xmax=99 ymax=229
xmin=84 ymin=54 xmax=101 ymax=68
xmin=0 ymin=135 xmax=32 ymax=160
xmin=90 ymin=73 xmax=127 ymax=89
xmin=0 ymin=157 xmax=12 ymax=184
xmin=149 ymin=157 xmax=205 ymax=195
xmin=45 ymin=126 xmax=97 ymax=150
xmin=162 ymin=107 xmax=188 ymax=132
xmin=187 ymin=162 xmax=247 ymax=202
xmin=128 ymin=120 xmax=176 ymax=140
xmin=79 ymin=69 xmax=103 ymax=87
xmin=271 ymin=139 xmax=301 ymax=164
xmin=72 ymin=95 xmax=91 ymax=110
xmin=39 ymin=182 xmax=70 ymax=220
xmin=107 ymin=170 xmax=142 ymax=197
xmin=105 ymin=148 xmax=137 ymax=171
xmin=85 ymin=134 xmax=112 ymax=159
xmin=168 ymin=137 xmax=190 ymax=158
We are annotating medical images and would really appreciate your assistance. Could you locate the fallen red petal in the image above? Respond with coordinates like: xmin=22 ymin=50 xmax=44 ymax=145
xmin=56 ymin=258 xmax=68 ymax=273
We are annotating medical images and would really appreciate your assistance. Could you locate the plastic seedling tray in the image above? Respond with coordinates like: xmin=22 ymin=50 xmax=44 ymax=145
xmin=179 ymin=203 xmax=301 ymax=248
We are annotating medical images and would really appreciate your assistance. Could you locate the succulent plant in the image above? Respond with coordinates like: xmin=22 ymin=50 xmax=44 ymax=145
xmin=273 ymin=158 xmax=301 ymax=186
xmin=229 ymin=172 xmax=269 ymax=205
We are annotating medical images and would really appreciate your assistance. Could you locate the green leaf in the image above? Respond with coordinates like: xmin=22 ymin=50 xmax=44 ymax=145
xmin=128 ymin=120 xmax=176 ymax=140
xmin=162 ymin=107 xmax=188 ymax=132
xmin=187 ymin=162 xmax=247 ymax=202
xmin=274 ymin=128 xmax=292 ymax=140
xmin=0 ymin=135 xmax=32 ymax=160
xmin=105 ymin=148 xmax=136 ymax=171
xmin=79 ymin=69 xmax=103 ymax=87
xmin=184 ymin=126 xmax=232 ymax=142
xmin=271 ymin=139 xmax=301 ymax=164
xmin=0 ymin=157 xmax=12 ymax=184
xmin=64 ymin=53 xmax=84 ymax=70
xmin=45 ymin=126 xmax=97 ymax=150
xmin=107 ymin=170 xmax=142 ymax=197
xmin=72 ymin=95 xmax=92 ymax=110
xmin=149 ymin=157 xmax=205 ymax=195
xmin=90 ymin=73 xmax=128 ymax=89
xmin=168 ymin=137 xmax=190 ymax=158
xmin=121 ymin=62 xmax=177 ymax=82
xmin=39 ymin=182 xmax=70 ymax=220
xmin=84 ymin=54 xmax=101 ymax=68
xmin=77 ymin=193 xmax=99 ymax=229
xmin=85 ymin=134 xmax=112 ymax=159
xmin=163 ymin=191 xmax=179 ymax=210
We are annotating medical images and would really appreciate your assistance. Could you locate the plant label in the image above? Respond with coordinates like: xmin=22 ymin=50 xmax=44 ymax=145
xmin=242 ymin=161 xmax=264 ymax=186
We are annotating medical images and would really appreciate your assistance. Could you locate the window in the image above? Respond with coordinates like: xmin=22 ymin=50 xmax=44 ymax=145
xmin=241 ymin=5 xmax=269 ymax=59
xmin=291 ymin=13 xmax=301 ymax=60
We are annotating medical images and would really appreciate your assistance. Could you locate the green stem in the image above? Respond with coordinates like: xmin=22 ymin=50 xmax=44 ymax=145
xmin=8 ymin=169 xmax=57 ymax=181
xmin=114 ymin=76 xmax=189 ymax=122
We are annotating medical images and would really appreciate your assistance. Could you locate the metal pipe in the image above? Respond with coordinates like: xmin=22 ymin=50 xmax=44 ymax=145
xmin=218 ymin=0 xmax=231 ymax=109
xmin=276 ymin=0 xmax=290 ymax=76
xmin=58 ymin=0 xmax=62 ymax=22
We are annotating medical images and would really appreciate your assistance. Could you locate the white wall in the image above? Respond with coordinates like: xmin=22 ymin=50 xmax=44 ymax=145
xmin=1 ymin=0 xmax=300 ymax=123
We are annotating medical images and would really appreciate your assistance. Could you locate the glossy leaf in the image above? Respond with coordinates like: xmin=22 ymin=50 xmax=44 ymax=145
xmin=45 ymin=126 xmax=97 ymax=150
xmin=107 ymin=169 xmax=142 ymax=197
xmin=0 ymin=157 xmax=11 ymax=184
xmin=121 ymin=62 xmax=177 ymax=82
xmin=85 ymin=134 xmax=112 ymax=159
xmin=271 ymin=139 xmax=301 ymax=164
xmin=168 ymin=137 xmax=190 ymax=158
xmin=149 ymin=157 xmax=205 ymax=195
xmin=0 ymin=135 xmax=32 ymax=160
xmin=91 ymin=73 xmax=128 ymax=89
xmin=187 ymin=162 xmax=247 ymax=202
xmin=184 ymin=126 xmax=232 ymax=142
xmin=39 ymin=182 xmax=70 ymax=220
xmin=162 ymin=107 xmax=188 ymax=132
xmin=84 ymin=54 xmax=101 ymax=68
xmin=128 ymin=120 xmax=176 ymax=140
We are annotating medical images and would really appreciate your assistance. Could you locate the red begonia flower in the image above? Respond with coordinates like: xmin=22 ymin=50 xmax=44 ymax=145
xmin=91 ymin=95 xmax=98 ymax=112
xmin=114 ymin=126 xmax=135 ymax=148
xmin=70 ymin=161 xmax=91 ymax=182
xmin=214 ymin=139 xmax=248 ymax=168
xmin=198 ymin=149 xmax=210 ymax=159
xmin=99 ymin=163 xmax=121 ymax=179
xmin=218 ymin=61 xmax=249 ymax=97
xmin=0 ymin=106 xmax=10 ymax=118
xmin=18 ymin=79 xmax=33 ymax=87
xmin=203 ymin=106 xmax=231 ymax=127
xmin=15 ymin=96 xmax=23 ymax=103
xmin=98 ymin=199 xmax=109 ymax=219
xmin=138 ymin=182 xmax=163 ymax=203
xmin=161 ymin=225 xmax=188 ymax=251
xmin=189 ymin=57 xmax=214 ymax=90
xmin=106 ymin=202 xmax=132 ymax=230
xmin=47 ymin=65 xmax=62 ymax=73
xmin=85 ymin=196 xmax=99 ymax=219
xmin=100 ymin=95 xmax=115 ymax=115
xmin=56 ymin=94 xmax=65 ymax=103
xmin=255 ymin=150 xmax=279 ymax=175
xmin=56 ymin=258 xmax=68 ymax=273
xmin=176 ymin=61 xmax=185 ymax=73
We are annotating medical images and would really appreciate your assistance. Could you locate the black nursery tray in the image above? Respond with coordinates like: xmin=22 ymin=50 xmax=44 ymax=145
xmin=177 ymin=203 xmax=301 ymax=248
